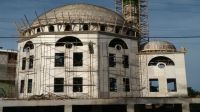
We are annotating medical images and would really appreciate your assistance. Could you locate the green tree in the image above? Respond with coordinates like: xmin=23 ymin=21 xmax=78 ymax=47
xmin=188 ymin=87 xmax=200 ymax=97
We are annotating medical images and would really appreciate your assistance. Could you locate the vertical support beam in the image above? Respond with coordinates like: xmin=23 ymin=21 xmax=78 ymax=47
xmin=0 ymin=107 xmax=3 ymax=112
xmin=64 ymin=105 xmax=72 ymax=112
xmin=127 ymin=104 xmax=135 ymax=112
xmin=182 ymin=103 xmax=190 ymax=112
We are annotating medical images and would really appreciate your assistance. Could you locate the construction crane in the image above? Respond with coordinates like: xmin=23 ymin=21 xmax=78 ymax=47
xmin=115 ymin=0 xmax=149 ymax=48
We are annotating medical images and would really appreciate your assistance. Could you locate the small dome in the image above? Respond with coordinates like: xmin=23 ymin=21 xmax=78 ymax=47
xmin=31 ymin=4 xmax=125 ymax=27
xmin=141 ymin=40 xmax=176 ymax=52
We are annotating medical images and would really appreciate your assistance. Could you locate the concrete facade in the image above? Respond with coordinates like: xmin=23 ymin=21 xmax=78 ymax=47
xmin=17 ymin=32 xmax=138 ymax=99
xmin=139 ymin=41 xmax=188 ymax=97
xmin=0 ymin=98 xmax=196 ymax=112
xmin=9 ymin=3 xmax=192 ymax=112
xmin=139 ymin=53 xmax=188 ymax=97
xmin=16 ymin=4 xmax=139 ymax=99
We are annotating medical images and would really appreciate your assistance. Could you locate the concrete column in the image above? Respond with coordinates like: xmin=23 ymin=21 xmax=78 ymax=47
xmin=127 ymin=104 xmax=135 ymax=112
xmin=0 ymin=107 xmax=3 ymax=112
xmin=182 ymin=103 xmax=190 ymax=112
xmin=64 ymin=105 xmax=72 ymax=112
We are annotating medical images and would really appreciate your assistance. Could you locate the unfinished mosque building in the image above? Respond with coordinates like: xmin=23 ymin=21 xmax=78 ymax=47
xmin=16 ymin=3 xmax=187 ymax=99
xmin=0 ymin=1 xmax=195 ymax=112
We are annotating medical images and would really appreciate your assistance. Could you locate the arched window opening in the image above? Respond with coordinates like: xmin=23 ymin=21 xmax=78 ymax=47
xmin=83 ymin=24 xmax=89 ymax=31
xmin=126 ymin=29 xmax=133 ymax=36
xmin=23 ymin=41 xmax=34 ymax=52
xmin=65 ymin=24 xmax=72 ymax=31
xmin=115 ymin=44 xmax=122 ymax=50
xmin=109 ymin=38 xmax=128 ymax=49
xmin=100 ymin=25 xmax=106 ymax=31
xmin=115 ymin=27 xmax=121 ymax=34
xmin=55 ymin=36 xmax=83 ymax=48
xmin=148 ymin=56 xmax=175 ymax=66
xmin=49 ymin=25 xmax=55 ymax=32
xmin=37 ymin=28 xmax=41 ymax=33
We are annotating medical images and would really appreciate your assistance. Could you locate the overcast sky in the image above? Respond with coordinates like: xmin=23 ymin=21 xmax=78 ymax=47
xmin=0 ymin=0 xmax=200 ymax=90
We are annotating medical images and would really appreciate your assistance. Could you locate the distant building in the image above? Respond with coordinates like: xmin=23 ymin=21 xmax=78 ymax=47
xmin=0 ymin=49 xmax=17 ymax=98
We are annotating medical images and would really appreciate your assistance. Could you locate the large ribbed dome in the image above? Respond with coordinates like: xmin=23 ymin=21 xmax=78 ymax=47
xmin=141 ymin=40 xmax=176 ymax=52
xmin=31 ymin=4 xmax=125 ymax=27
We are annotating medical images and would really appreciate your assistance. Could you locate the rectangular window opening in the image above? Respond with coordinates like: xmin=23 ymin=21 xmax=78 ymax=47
xmin=73 ymin=77 xmax=83 ymax=92
xmin=20 ymin=80 xmax=24 ymax=93
xmin=27 ymin=79 xmax=32 ymax=93
xmin=22 ymin=57 xmax=26 ymax=70
xmin=109 ymin=54 xmax=116 ymax=67
xmin=29 ymin=55 xmax=34 ymax=69
xmin=123 ymin=78 xmax=130 ymax=92
xmin=123 ymin=55 xmax=129 ymax=68
xmin=109 ymin=78 xmax=117 ymax=92
xmin=73 ymin=52 xmax=83 ymax=66
xmin=149 ymin=79 xmax=159 ymax=92
xmin=167 ymin=79 xmax=177 ymax=92
xmin=54 ymin=78 xmax=64 ymax=92
xmin=55 ymin=53 xmax=64 ymax=67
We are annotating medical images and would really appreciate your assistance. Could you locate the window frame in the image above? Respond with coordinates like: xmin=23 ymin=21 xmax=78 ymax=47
xmin=27 ymin=79 xmax=32 ymax=93
xmin=29 ymin=55 xmax=34 ymax=69
xmin=149 ymin=79 xmax=159 ymax=92
xmin=109 ymin=53 xmax=116 ymax=67
xmin=49 ymin=25 xmax=55 ymax=32
xmin=73 ymin=77 xmax=83 ymax=92
xmin=22 ymin=57 xmax=26 ymax=70
xmin=20 ymin=80 xmax=25 ymax=93
xmin=123 ymin=78 xmax=130 ymax=92
xmin=109 ymin=78 xmax=117 ymax=92
xmin=55 ymin=53 xmax=64 ymax=67
xmin=54 ymin=78 xmax=64 ymax=92
xmin=123 ymin=55 xmax=129 ymax=68
xmin=167 ymin=78 xmax=177 ymax=92
xmin=73 ymin=52 xmax=83 ymax=67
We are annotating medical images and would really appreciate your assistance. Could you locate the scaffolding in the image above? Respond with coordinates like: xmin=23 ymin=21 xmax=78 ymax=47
xmin=13 ymin=3 xmax=144 ymax=100
xmin=114 ymin=0 xmax=149 ymax=47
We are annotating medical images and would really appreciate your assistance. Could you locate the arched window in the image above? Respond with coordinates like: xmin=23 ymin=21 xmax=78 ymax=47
xmin=83 ymin=24 xmax=89 ymax=31
xmin=100 ymin=25 xmax=106 ymax=31
xmin=55 ymin=36 xmax=83 ymax=48
xmin=148 ymin=56 xmax=175 ymax=66
xmin=126 ymin=29 xmax=133 ymax=36
xmin=115 ymin=26 xmax=121 ymax=34
xmin=37 ymin=28 xmax=41 ymax=33
xmin=65 ymin=24 xmax=72 ymax=31
xmin=23 ymin=41 xmax=34 ymax=52
xmin=109 ymin=38 xmax=128 ymax=49
xmin=49 ymin=25 xmax=55 ymax=32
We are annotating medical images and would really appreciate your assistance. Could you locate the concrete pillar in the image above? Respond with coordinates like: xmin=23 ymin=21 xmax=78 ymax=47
xmin=127 ymin=104 xmax=135 ymax=112
xmin=64 ymin=105 xmax=72 ymax=112
xmin=182 ymin=103 xmax=190 ymax=112
xmin=0 ymin=107 xmax=3 ymax=112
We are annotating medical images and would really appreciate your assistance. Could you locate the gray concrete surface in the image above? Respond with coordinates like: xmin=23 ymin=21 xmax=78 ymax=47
xmin=0 ymin=97 xmax=197 ymax=112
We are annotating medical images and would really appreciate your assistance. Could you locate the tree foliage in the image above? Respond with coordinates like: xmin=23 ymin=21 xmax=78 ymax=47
xmin=188 ymin=87 xmax=200 ymax=97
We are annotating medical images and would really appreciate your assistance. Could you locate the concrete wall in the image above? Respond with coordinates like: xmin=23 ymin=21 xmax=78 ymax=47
xmin=98 ymin=34 xmax=138 ymax=98
xmin=17 ymin=33 xmax=99 ymax=99
xmin=17 ymin=32 xmax=139 ymax=99
xmin=0 ymin=98 xmax=196 ymax=112
xmin=139 ymin=53 xmax=188 ymax=97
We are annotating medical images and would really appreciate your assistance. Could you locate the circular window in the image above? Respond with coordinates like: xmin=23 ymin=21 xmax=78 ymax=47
xmin=65 ymin=43 xmax=73 ymax=49
xmin=115 ymin=44 xmax=122 ymax=50
xmin=158 ymin=63 xmax=165 ymax=68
